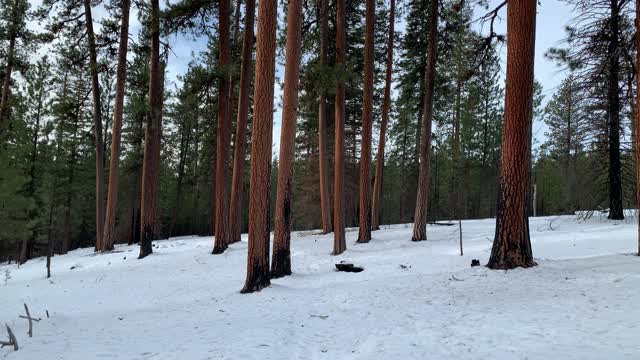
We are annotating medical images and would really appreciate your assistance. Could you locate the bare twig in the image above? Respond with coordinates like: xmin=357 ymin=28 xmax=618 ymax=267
xmin=19 ymin=316 xmax=41 ymax=322
xmin=23 ymin=304 xmax=33 ymax=337
xmin=0 ymin=323 xmax=18 ymax=351
xmin=459 ymin=220 xmax=463 ymax=256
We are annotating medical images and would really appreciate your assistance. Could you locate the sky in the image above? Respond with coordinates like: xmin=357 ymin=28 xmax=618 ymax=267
xmin=27 ymin=0 xmax=576 ymax=154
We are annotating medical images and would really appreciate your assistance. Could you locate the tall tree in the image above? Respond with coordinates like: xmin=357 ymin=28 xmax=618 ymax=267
xmin=371 ymin=0 xmax=394 ymax=231
xmin=487 ymin=0 xmax=537 ymax=269
xmin=356 ymin=0 xmax=375 ymax=243
xmin=636 ymin=0 xmax=640 ymax=255
xmin=83 ymin=0 xmax=106 ymax=251
xmin=139 ymin=0 xmax=163 ymax=259
xmin=317 ymin=0 xmax=332 ymax=234
xmin=333 ymin=0 xmax=347 ymax=255
xmin=606 ymin=0 xmax=623 ymax=220
xmin=229 ymin=0 xmax=255 ymax=244
xmin=212 ymin=0 xmax=232 ymax=254
xmin=271 ymin=0 xmax=303 ymax=278
xmin=102 ymin=0 xmax=131 ymax=251
xmin=411 ymin=0 xmax=438 ymax=242
xmin=0 ymin=0 xmax=29 ymax=141
xmin=241 ymin=0 xmax=276 ymax=293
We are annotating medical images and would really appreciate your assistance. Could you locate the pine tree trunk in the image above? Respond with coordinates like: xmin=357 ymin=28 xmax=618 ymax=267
xmin=487 ymin=0 xmax=537 ymax=270
xmin=241 ymin=0 xmax=277 ymax=293
xmin=62 ymin=104 xmax=81 ymax=255
xmin=607 ymin=0 xmax=624 ymax=220
xmin=84 ymin=0 xmax=106 ymax=252
xmin=0 ymin=0 xmax=17 ymax=141
xmin=332 ymin=0 xmax=347 ymax=255
xmin=229 ymin=0 xmax=256 ymax=244
xmin=411 ymin=0 xmax=438 ymax=242
xmin=451 ymin=78 xmax=461 ymax=219
xmin=102 ymin=0 xmax=131 ymax=251
xmin=356 ymin=0 xmax=375 ymax=243
xmin=271 ymin=0 xmax=303 ymax=278
xmin=318 ymin=0 xmax=332 ymax=234
xmin=139 ymin=0 xmax=163 ymax=259
xmin=19 ymin=74 xmax=46 ymax=264
xmin=169 ymin=120 xmax=191 ymax=238
xmin=635 ymin=0 xmax=640 ymax=255
xmin=213 ymin=0 xmax=232 ymax=254
xmin=371 ymin=0 xmax=395 ymax=231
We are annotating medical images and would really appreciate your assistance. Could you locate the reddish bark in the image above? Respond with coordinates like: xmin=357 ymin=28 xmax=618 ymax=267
xmin=487 ymin=0 xmax=537 ymax=269
xmin=318 ymin=0 xmax=332 ymax=234
xmin=333 ymin=0 xmax=347 ymax=255
xmin=356 ymin=0 xmax=375 ymax=243
xmin=84 ymin=0 xmax=105 ymax=252
xmin=102 ymin=0 xmax=131 ymax=251
xmin=229 ymin=0 xmax=256 ymax=244
xmin=411 ymin=0 xmax=438 ymax=242
xmin=271 ymin=0 xmax=303 ymax=278
xmin=139 ymin=0 xmax=163 ymax=259
xmin=241 ymin=0 xmax=277 ymax=293
xmin=371 ymin=0 xmax=395 ymax=231
xmin=213 ymin=0 xmax=232 ymax=254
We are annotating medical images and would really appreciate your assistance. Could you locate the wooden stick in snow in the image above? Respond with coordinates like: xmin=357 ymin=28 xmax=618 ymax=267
xmin=23 ymin=303 xmax=32 ymax=337
xmin=0 ymin=323 xmax=18 ymax=351
xmin=459 ymin=220 xmax=463 ymax=256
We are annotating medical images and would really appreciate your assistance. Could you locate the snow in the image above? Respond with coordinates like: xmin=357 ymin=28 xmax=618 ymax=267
xmin=1 ymin=215 xmax=639 ymax=359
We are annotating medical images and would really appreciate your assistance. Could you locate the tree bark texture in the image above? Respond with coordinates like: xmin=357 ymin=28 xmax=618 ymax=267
xmin=636 ymin=0 xmax=640 ymax=255
xmin=139 ymin=0 xmax=163 ymax=259
xmin=356 ymin=0 xmax=375 ymax=243
xmin=411 ymin=0 xmax=438 ymax=242
xmin=213 ymin=0 xmax=233 ymax=254
xmin=102 ymin=0 xmax=131 ymax=251
xmin=84 ymin=0 xmax=106 ymax=252
xmin=487 ymin=0 xmax=537 ymax=269
xmin=371 ymin=0 xmax=394 ymax=231
xmin=0 ymin=0 xmax=18 ymax=142
xmin=333 ymin=0 xmax=347 ymax=255
xmin=318 ymin=0 xmax=332 ymax=234
xmin=241 ymin=0 xmax=277 ymax=293
xmin=271 ymin=0 xmax=303 ymax=278
xmin=607 ymin=0 xmax=624 ymax=220
xmin=229 ymin=0 xmax=256 ymax=244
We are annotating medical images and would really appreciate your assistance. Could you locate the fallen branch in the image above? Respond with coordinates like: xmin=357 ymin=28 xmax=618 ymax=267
xmin=19 ymin=316 xmax=41 ymax=322
xmin=0 ymin=323 xmax=18 ymax=351
xmin=23 ymin=304 xmax=33 ymax=337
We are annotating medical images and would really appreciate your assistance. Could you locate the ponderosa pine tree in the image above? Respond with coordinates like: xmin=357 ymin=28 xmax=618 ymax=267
xmin=317 ymin=0 xmax=332 ymax=234
xmin=229 ymin=0 xmax=255 ymax=244
xmin=241 ymin=0 xmax=276 ymax=293
xmin=636 ymin=0 xmax=640 ymax=256
xmin=271 ymin=0 xmax=303 ymax=278
xmin=139 ymin=0 xmax=162 ymax=259
xmin=333 ymin=0 xmax=347 ymax=255
xmin=212 ymin=0 xmax=232 ymax=254
xmin=102 ymin=0 xmax=131 ymax=251
xmin=0 ymin=0 xmax=29 ymax=142
xmin=82 ymin=0 xmax=106 ymax=252
xmin=542 ymin=74 xmax=587 ymax=214
xmin=411 ymin=0 xmax=438 ymax=242
xmin=356 ymin=0 xmax=375 ymax=243
xmin=371 ymin=0 xmax=394 ymax=231
xmin=487 ymin=0 xmax=537 ymax=269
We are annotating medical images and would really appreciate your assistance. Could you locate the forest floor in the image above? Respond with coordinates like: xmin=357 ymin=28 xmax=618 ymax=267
xmin=1 ymin=214 xmax=640 ymax=359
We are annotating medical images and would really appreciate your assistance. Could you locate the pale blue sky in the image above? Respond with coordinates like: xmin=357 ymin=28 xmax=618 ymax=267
xmin=29 ymin=0 xmax=574 ymax=153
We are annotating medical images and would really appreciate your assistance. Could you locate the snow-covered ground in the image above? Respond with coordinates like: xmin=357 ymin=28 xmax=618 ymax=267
xmin=1 ymin=215 xmax=639 ymax=359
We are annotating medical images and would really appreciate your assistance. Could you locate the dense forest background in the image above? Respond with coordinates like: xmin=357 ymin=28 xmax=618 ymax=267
xmin=0 ymin=0 xmax=637 ymax=262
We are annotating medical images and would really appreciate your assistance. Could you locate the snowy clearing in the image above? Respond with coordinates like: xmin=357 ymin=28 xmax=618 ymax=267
xmin=1 ymin=215 xmax=639 ymax=359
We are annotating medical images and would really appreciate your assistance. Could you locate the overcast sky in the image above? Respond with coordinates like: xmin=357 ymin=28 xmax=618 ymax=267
xmin=28 ymin=0 xmax=575 ymax=154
